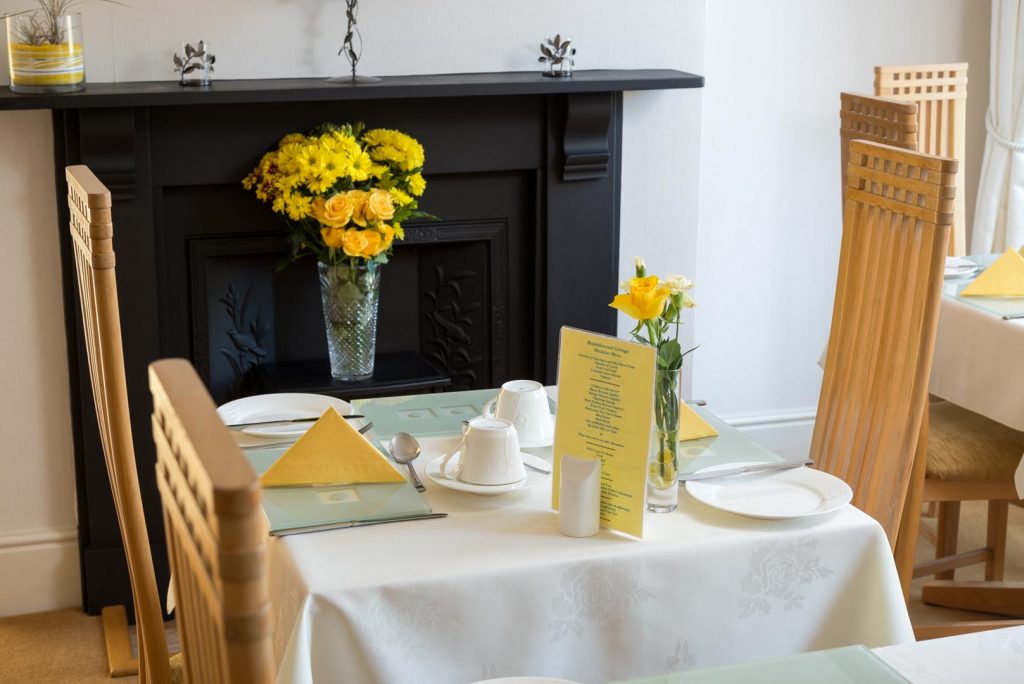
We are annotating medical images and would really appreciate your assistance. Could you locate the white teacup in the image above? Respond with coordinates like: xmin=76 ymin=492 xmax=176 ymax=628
xmin=482 ymin=379 xmax=554 ymax=447
xmin=440 ymin=417 xmax=526 ymax=486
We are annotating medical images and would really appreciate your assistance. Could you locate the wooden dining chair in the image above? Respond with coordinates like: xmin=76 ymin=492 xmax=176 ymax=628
xmin=812 ymin=140 xmax=956 ymax=560
xmin=839 ymin=92 xmax=918 ymax=198
xmin=875 ymin=63 xmax=968 ymax=256
xmin=149 ymin=358 xmax=274 ymax=684
xmin=67 ymin=165 xmax=172 ymax=683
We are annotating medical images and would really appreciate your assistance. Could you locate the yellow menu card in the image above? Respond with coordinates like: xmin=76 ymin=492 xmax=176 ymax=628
xmin=260 ymin=407 xmax=406 ymax=487
xmin=552 ymin=327 xmax=656 ymax=538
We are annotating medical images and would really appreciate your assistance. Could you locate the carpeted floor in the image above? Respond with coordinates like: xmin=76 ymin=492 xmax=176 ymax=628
xmin=0 ymin=608 xmax=137 ymax=683
xmin=1 ymin=502 xmax=1020 ymax=682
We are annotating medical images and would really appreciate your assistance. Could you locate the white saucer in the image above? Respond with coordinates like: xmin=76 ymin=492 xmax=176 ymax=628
xmin=217 ymin=393 xmax=353 ymax=439
xmin=425 ymin=452 xmax=548 ymax=496
xmin=686 ymin=461 xmax=852 ymax=519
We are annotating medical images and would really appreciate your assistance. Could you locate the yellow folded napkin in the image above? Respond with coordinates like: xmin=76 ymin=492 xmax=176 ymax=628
xmin=678 ymin=403 xmax=718 ymax=441
xmin=961 ymin=249 xmax=1024 ymax=297
xmin=260 ymin=407 xmax=406 ymax=487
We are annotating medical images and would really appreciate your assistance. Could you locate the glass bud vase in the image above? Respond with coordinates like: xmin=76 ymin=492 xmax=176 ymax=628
xmin=648 ymin=367 xmax=682 ymax=512
xmin=318 ymin=261 xmax=381 ymax=380
xmin=6 ymin=13 xmax=86 ymax=94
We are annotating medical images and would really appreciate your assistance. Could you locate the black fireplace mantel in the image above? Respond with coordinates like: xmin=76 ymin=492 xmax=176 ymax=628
xmin=19 ymin=68 xmax=703 ymax=615
xmin=0 ymin=69 xmax=702 ymax=110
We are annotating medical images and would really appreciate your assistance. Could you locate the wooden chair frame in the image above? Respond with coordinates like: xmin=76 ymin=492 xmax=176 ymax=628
xmin=150 ymin=359 xmax=273 ymax=683
xmin=839 ymin=92 xmax=918 ymax=197
xmin=67 ymin=165 xmax=171 ymax=682
xmin=875 ymin=63 xmax=968 ymax=255
xmin=813 ymin=141 xmax=956 ymax=561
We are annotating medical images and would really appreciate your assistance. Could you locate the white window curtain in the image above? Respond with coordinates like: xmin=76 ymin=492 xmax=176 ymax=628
xmin=972 ymin=0 xmax=1024 ymax=254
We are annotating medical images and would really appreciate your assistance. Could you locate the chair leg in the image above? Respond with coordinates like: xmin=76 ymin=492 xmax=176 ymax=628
xmin=101 ymin=605 xmax=140 ymax=677
xmin=986 ymin=501 xmax=1009 ymax=581
xmin=896 ymin=415 xmax=928 ymax=602
xmin=935 ymin=501 xmax=961 ymax=580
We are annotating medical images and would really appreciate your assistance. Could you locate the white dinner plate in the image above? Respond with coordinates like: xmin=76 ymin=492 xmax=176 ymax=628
xmin=217 ymin=393 xmax=353 ymax=438
xmin=425 ymin=452 xmax=548 ymax=496
xmin=686 ymin=462 xmax=852 ymax=519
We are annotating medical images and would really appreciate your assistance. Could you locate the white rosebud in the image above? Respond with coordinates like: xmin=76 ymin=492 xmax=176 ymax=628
xmin=633 ymin=256 xmax=647 ymax=277
xmin=663 ymin=274 xmax=694 ymax=294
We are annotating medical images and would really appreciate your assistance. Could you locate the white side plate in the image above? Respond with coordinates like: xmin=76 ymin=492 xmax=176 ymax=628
xmin=217 ymin=393 xmax=353 ymax=438
xmin=686 ymin=462 xmax=852 ymax=519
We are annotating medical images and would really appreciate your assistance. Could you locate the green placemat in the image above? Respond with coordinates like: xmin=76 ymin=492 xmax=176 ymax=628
xmin=245 ymin=443 xmax=436 ymax=536
xmin=677 ymin=406 xmax=783 ymax=476
xmin=945 ymin=254 xmax=1024 ymax=318
xmin=354 ymin=388 xmax=554 ymax=439
xmin=615 ymin=646 xmax=909 ymax=684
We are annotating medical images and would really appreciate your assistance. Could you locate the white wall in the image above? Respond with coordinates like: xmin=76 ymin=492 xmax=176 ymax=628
xmin=693 ymin=0 xmax=990 ymax=458
xmin=0 ymin=0 xmax=705 ymax=615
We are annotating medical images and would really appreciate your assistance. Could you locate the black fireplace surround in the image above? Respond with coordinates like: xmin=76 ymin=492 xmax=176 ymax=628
xmin=0 ymin=70 xmax=702 ymax=614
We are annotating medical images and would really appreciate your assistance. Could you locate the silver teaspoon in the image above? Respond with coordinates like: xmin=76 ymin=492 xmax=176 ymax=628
xmin=389 ymin=432 xmax=426 ymax=492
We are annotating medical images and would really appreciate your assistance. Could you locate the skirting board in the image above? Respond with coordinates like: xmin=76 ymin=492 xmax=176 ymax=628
xmin=0 ymin=526 xmax=81 ymax=617
xmin=722 ymin=408 xmax=817 ymax=461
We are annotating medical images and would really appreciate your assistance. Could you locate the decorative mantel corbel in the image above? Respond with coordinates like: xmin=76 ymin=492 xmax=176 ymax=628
xmin=562 ymin=91 xmax=613 ymax=182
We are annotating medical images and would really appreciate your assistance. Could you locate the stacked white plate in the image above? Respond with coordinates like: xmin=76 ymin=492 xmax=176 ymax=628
xmin=944 ymin=256 xmax=978 ymax=279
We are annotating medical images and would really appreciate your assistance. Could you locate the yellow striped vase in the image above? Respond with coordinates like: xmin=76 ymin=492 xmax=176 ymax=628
xmin=6 ymin=14 xmax=86 ymax=93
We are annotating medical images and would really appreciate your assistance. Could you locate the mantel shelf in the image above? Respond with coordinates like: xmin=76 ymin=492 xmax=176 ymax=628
xmin=0 ymin=69 xmax=703 ymax=111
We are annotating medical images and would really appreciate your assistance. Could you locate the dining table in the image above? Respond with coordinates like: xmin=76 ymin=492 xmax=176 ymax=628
xmin=240 ymin=386 xmax=914 ymax=684
xmin=930 ymin=253 xmax=1024 ymax=495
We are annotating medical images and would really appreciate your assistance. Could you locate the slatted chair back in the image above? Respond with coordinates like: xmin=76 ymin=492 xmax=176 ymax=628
xmin=66 ymin=165 xmax=170 ymax=684
xmin=149 ymin=359 xmax=273 ymax=684
xmin=875 ymin=63 xmax=968 ymax=255
xmin=812 ymin=141 xmax=957 ymax=547
xmin=839 ymin=92 xmax=918 ymax=198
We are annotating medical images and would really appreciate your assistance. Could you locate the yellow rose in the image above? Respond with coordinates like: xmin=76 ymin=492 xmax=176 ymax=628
xmin=341 ymin=228 xmax=370 ymax=257
xmin=379 ymin=224 xmax=396 ymax=251
xmin=320 ymin=226 xmax=345 ymax=249
xmin=348 ymin=190 xmax=369 ymax=227
xmin=609 ymin=276 xmax=671 ymax=320
xmin=313 ymin=192 xmax=355 ymax=228
xmin=364 ymin=188 xmax=395 ymax=221
xmin=360 ymin=230 xmax=383 ymax=258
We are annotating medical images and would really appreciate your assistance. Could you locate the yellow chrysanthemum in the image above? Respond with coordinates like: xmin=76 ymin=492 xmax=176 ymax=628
xmin=407 ymin=172 xmax=426 ymax=196
xmin=389 ymin=187 xmax=413 ymax=206
xmin=349 ymin=151 xmax=374 ymax=181
xmin=363 ymin=128 xmax=426 ymax=172
xmin=284 ymin=194 xmax=313 ymax=221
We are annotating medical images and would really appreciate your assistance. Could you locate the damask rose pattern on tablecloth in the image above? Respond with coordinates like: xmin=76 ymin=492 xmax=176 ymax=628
xmin=738 ymin=537 xmax=834 ymax=618
xmin=548 ymin=559 xmax=653 ymax=643
xmin=366 ymin=583 xmax=457 ymax=662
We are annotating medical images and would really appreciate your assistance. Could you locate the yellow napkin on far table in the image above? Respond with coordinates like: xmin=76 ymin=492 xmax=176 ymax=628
xmin=260 ymin=407 xmax=406 ymax=487
xmin=960 ymin=249 xmax=1024 ymax=297
xmin=678 ymin=403 xmax=718 ymax=441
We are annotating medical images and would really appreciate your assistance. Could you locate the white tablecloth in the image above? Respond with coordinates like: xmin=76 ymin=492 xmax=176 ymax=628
xmin=266 ymin=434 xmax=913 ymax=684
xmin=930 ymin=295 xmax=1024 ymax=495
xmin=875 ymin=624 xmax=1024 ymax=683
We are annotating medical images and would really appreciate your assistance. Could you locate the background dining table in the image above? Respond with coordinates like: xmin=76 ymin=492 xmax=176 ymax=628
xmin=930 ymin=254 xmax=1024 ymax=495
xmin=249 ymin=387 xmax=914 ymax=684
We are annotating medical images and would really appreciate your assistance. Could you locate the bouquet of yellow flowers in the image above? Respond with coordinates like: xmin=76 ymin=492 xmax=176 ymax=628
xmin=242 ymin=122 xmax=432 ymax=267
